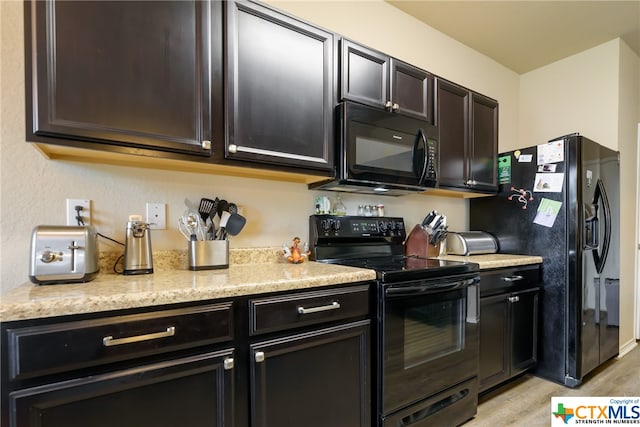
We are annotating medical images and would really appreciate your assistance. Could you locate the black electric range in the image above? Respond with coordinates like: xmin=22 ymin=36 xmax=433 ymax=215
xmin=309 ymin=214 xmax=481 ymax=427
xmin=309 ymin=214 xmax=478 ymax=280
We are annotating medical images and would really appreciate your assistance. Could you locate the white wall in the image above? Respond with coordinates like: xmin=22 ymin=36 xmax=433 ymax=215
xmin=518 ymin=39 xmax=621 ymax=150
xmin=0 ymin=1 xmax=521 ymax=293
xmin=519 ymin=39 xmax=640 ymax=350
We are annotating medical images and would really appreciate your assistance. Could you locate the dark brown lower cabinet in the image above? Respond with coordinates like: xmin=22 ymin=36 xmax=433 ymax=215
xmin=250 ymin=321 xmax=370 ymax=427
xmin=9 ymin=350 xmax=234 ymax=427
xmin=479 ymin=287 xmax=539 ymax=392
xmin=2 ymin=284 xmax=373 ymax=427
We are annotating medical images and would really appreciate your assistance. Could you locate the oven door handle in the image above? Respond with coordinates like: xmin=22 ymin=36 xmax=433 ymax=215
xmin=385 ymin=277 xmax=477 ymax=297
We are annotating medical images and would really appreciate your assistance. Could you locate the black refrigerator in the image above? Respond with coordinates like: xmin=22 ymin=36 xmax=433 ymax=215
xmin=470 ymin=133 xmax=620 ymax=387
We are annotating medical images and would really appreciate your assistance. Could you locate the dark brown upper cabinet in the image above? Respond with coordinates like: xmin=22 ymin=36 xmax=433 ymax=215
xmin=436 ymin=78 xmax=498 ymax=193
xmin=340 ymin=39 xmax=433 ymax=123
xmin=224 ymin=1 xmax=335 ymax=172
xmin=25 ymin=0 xmax=220 ymax=156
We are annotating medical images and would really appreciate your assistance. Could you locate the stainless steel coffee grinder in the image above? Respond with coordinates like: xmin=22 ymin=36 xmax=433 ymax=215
xmin=123 ymin=215 xmax=153 ymax=275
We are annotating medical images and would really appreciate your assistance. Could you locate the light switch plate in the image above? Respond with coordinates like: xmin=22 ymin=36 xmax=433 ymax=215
xmin=146 ymin=203 xmax=166 ymax=229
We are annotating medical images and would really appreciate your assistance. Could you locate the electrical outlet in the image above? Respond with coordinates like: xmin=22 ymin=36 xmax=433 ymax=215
xmin=146 ymin=203 xmax=166 ymax=229
xmin=66 ymin=199 xmax=91 ymax=226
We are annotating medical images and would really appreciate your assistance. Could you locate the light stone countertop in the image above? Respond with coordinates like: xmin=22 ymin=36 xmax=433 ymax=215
xmin=1 ymin=248 xmax=542 ymax=323
xmin=1 ymin=248 xmax=376 ymax=322
xmin=437 ymin=253 xmax=543 ymax=269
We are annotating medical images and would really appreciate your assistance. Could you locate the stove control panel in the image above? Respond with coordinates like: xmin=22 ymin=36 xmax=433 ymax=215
xmin=310 ymin=215 xmax=406 ymax=240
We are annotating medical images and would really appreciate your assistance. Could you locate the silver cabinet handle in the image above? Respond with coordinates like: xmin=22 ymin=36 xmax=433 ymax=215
xmin=384 ymin=101 xmax=393 ymax=109
xmin=508 ymin=296 xmax=520 ymax=303
xmin=255 ymin=351 xmax=265 ymax=363
xmin=201 ymin=140 xmax=211 ymax=150
xmin=102 ymin=326 xmax=175 ymax=347
xmin=224 ymin=357 xmax=234 ymax=370
xmin=228 ymin=144 xmax=238 ymax=154
xmin=296 ymin=301 xmax=340 ymax=315
xmin=391 ymin=103 xmax=399 ymax=111
xmin=502 ymin=275 xmax=524 ymax=282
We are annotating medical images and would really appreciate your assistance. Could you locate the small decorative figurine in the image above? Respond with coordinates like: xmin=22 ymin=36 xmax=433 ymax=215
xmin=283 ymin=236 xmax=310 ymax=264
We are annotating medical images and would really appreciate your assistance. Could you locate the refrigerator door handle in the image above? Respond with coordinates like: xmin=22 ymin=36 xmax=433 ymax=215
xmin=591 ymin=179 xmax=611 ymax=274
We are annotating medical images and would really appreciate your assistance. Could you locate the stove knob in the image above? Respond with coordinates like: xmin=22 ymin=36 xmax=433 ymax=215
xmin=378 ymin=221 xmax=387 ymax=232
xmin=321 ymin=219 xmax=332 ymax=232
xmin=387 ymin=221 xmax=395 ymax=231
xmin=333 ymin=219 xmax=342 ymax=231
xmin=395 ymin=221 xmax=404 ymax=231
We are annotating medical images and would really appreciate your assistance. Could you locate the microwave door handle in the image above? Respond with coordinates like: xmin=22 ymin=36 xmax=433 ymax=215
xmin=412 ymin=128 xmax=428 ymax=184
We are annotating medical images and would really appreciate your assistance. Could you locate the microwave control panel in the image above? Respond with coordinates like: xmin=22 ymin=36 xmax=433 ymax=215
xmin=425 ymin=138 xmax=438 ymax=182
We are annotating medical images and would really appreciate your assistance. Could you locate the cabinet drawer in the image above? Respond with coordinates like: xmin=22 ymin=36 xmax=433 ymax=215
xmin=250 ymin=285 xmax=370 ymax=335
xmin=480 ymin=265 xmax=541 ymax=297
xmin=6 ymin=302 xmax=233 ymax=381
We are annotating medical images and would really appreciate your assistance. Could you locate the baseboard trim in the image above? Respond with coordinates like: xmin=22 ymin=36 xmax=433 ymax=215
xmin=617 ymin=339 xmax=638 ymax=358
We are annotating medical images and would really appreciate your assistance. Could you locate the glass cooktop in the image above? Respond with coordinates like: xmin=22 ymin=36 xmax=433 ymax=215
xmin=326 ymin=255 xmax=479 ymax=283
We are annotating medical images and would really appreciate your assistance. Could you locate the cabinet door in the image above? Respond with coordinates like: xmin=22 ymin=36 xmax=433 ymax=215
xmin=479 ymin=294 xmax=509 ymax=392
xmin=340 ymin=40 xmax=389 ymax=110
xmin=436 ymin=79 xmax=469 ymax=189
xmin=9 ymin=350 xmax=234 ymax=427
xmin=226 ymin=1 xmax=334 ymax=171
xmin=26 ymin=1 xmax=215 ymax=156
xmin=510 ymin=289 xmax=539 ymax=374
xmin=390 ymin=59 xmax=433 ymax=123
xmin=250 ymin=321 xmax=370 ymax=427
xmin=470 ymin=92 xmax=499 ymax=191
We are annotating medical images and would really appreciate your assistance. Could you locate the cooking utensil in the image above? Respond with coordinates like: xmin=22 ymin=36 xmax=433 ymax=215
xmin=217 ymin=211 xmax=231 ymax=240
xmin=184 ymin=197 xmax=198 ymax=211
xmin=225 ymin=212 xmax=246 ymax=237
xmin=184 ymin=210 xmax=204 ymax=241
xmin=216 ymin=199 xmax=229 ymax=218
xmin=216 ymin=211 xmax=246 ymax=240
xmin=205 ymin=217 xmax=216 ymax=240
xmin=198 ymin=198 xmax=216 ymax=222
xmin=177 ymin=217 xmax=191 ymax=241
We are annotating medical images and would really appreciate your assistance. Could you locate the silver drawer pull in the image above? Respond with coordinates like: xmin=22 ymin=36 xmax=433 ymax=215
xmin=508 ymin=296 xmax=520 ymax=303
xmin=296 ymin=301 xmax=341 ymax=315
xmin=102 ymin=326 xmax=176 ymax=347
xmin=255 ymin=351 xmax=265 ymax=363
xmin=502 ymin=275 xmax=524 ymax=282
xmin=224 ymin=357 xmax=234 ymax=370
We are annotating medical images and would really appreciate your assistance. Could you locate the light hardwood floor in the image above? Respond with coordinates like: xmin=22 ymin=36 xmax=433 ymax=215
xmin=464 ymin=343 xmax=640 ymax=426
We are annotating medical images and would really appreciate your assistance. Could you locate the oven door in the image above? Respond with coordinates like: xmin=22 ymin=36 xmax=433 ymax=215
xmin=380 ymin=274 xmax=479 ymax=416
xmin=340 ymin=102 xmax=438 ymax=189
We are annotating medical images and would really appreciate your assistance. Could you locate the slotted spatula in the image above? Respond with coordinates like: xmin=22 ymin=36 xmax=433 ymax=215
xmin=198 ymin=198 xmax=216 ymax=222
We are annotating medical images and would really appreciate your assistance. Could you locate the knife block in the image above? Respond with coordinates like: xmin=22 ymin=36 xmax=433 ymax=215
xmin=405 ymin=224 xmax=441 ymax=258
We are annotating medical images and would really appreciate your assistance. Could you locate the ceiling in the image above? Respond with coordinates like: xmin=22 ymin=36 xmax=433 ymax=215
xmin=386 ymin=1 xmax=640 ymax=74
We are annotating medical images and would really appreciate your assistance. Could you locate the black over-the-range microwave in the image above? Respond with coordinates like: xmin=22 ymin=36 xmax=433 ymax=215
xmin=310 ymin=101 xmax=439 ymax=196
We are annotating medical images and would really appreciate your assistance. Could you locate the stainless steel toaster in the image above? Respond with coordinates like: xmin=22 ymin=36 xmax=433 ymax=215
xmin=446 ymin=231 xmax=498 ymax=255
xmin=29 ymin=225 xmax=100 ymax=285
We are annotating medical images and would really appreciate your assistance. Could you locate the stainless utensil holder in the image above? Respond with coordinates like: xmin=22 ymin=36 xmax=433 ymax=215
xmin=188 ymin=240 xmax=229 ymax=270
